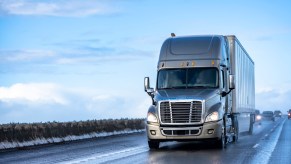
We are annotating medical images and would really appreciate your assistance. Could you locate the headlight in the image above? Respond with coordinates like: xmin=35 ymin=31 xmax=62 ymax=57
xmin=205 ymin=111 xmax=220 ymax=122
xmin=256 ymin=115 xmax=262 ymax=120
xmin=147 ymin=113 xmax=158 ymax=123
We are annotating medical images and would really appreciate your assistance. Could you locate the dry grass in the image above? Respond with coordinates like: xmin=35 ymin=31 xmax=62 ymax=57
xmin=0 ymin=118 xmax=145 ymax=142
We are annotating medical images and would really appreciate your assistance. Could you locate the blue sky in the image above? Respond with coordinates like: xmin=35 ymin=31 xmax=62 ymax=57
xmin=0 ymin=0 xmax=291 ymax=123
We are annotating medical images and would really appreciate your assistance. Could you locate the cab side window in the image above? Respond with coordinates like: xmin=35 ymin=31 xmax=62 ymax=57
xmin=221 ymin=70 xmax=225 ymax=88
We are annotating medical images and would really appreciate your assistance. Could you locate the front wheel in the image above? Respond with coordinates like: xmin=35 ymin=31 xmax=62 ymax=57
xmin=216 ymin=126 xmax=227 ymax=149
xmin=148 ymin=140 xmax=160 ymax=150
xmin=217 ymin=133 xmax=227 ymax=149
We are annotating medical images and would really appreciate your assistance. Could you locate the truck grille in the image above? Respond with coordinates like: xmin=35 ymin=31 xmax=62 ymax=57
xmin=160 ymin=101 xmax=202 ymax=124
xmin=162 ymin=129 xmax=200 ymax=136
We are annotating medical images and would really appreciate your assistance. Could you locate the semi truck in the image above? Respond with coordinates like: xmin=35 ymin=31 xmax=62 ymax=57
xmin=144 ymin=34 xmax=255 ymax=149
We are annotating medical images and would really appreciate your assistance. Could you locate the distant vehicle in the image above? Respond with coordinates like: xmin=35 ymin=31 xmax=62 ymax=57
xmin=274 ymin=110 xmax=282 ymax=117
xmin=288 ymin=110 xmax=291 ymax=119
xmin=255 ymin=110 xmax=262 ymax=124
xmin=262 ymin=111 xmax=275 ymax=121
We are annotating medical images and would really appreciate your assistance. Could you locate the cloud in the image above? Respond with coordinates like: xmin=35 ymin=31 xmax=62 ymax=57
xmin=84 ymin=94 xmax=148 ymax=120
xmin=0 ymin=0 xmax=119 ymax=17
xmin=0 ymin=83 xmax=148 ymax=123
xmin=56 ymin=48 xmax=153 ymax=64
xmin=0 ymin=83 xmax=68 ymax=105
xmin=256 ymin=87 xmax=291 ymax=111
xmin=0 ymin=49 xmax=56 ymax=63
xmin=0 ymin=48 xmax=146 ymax=66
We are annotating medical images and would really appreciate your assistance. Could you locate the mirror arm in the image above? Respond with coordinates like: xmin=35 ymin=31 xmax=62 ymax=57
xmin=146 ymin=91 xmax=155 ymax=105
xmin=221 ymin=88 xmax=234 ymax=97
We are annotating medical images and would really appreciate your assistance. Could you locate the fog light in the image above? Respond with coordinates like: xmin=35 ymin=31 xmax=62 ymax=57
xmin=208 ymin=129 xmax=214 ymax=134
xmin=150 ymin=130 xmax=156 ymax=135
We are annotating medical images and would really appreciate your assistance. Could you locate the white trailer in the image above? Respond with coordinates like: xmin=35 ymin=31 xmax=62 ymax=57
xmin=227 ymin=35 xmax=255 ymax=133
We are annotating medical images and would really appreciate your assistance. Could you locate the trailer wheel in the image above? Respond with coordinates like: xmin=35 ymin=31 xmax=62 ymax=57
xmin=148 ymin=140 xmax=160 ymax=150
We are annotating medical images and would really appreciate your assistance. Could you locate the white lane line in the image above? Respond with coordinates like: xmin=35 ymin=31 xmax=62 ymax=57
xmin=253 ymin=143 xmax=259 ymax=149
xmin=59 ymin=146 xmax=148 ymax=164
xmin=251 ymin=118 xmax=286 ymax=164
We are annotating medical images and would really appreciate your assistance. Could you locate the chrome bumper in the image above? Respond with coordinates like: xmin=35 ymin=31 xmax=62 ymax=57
xmin=146 ymin=120 xmax=223 ymax=141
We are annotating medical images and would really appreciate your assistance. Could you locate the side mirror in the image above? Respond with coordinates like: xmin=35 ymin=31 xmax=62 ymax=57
xmin=229 ymin=74 xmax=235 ymax=89
xmin=144 ymin=77 xmax=154 ymax=93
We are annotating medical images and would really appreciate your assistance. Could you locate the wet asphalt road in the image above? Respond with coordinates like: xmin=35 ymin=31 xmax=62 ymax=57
xmin=0 ymin=117 xmax=290 ymax=164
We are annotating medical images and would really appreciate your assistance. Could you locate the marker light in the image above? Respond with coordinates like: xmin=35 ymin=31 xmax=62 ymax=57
xmin=211 ymin=60 xmax=215 ymax=65
xmin=181 ymin=62 xmax=185 ymax=67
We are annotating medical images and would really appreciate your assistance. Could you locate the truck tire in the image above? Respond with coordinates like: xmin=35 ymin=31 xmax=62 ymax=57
xmin=148 ymin=140 xmax=160 ymax=150
xmin=217 ymin=131 xmax=226 ymax=149
xmin=216 ymin=123 xmax=227 ymax=149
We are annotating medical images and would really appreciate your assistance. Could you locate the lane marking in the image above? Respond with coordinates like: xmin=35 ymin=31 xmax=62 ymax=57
xmin=251 ymin=118 xmax=286 ymax=164
xmin=253 ymin=143 xmax=259 ymax=149
xmin=59 ymin=146 xmax=148 ymax=164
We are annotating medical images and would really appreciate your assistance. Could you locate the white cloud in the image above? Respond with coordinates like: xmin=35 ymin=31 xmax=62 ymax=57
xmin=0 ymin=0 xmax=119 ymax=17
xmin=85 ymin=94 xmax=148 ymax=119
xmin=0 ymin=83 xmax=148 ymax=123
xmin=0 ymin=49 xmax=56 ymax=62
xmin=92 ymin=95 xmax=112 ymax=101
xmin=256 ymin=87 xmax=274 ymax=94
xmin=54 ymin=47 xmax=153 ymax=64
xmin=256 ymin=86 xmax=291 ymax=111
xmin=0 ymin=83 xmax=68 ymax=104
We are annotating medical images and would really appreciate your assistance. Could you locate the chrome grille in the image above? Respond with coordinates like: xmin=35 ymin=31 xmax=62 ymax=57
xmin=160 ymin=101 xmax=202 ymax=124
xmin=162 ymin=129 xmax=200 ymax=136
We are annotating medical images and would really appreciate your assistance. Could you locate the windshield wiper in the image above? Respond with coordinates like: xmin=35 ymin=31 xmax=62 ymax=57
xmin=160 ymin=86 xmax=186 ymax=89
xmin=187 ymin=86 xmax=209 ymax=89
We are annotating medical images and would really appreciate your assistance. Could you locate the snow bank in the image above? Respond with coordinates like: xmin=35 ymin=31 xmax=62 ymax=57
xmin=0 ymin=129 xmax=145 ymax=150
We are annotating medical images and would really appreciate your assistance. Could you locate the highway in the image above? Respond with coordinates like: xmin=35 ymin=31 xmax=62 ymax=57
xmin=0 ymin=117 xmax=290 ymax=164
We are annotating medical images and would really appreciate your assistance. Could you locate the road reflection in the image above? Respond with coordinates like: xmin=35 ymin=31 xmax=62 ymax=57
xmin=147 ymin=141 xmax=224 ymax=164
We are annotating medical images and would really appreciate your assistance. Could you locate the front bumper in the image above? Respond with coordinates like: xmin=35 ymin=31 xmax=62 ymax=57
xmin=146 ymin=120 xmax=223 ymax=141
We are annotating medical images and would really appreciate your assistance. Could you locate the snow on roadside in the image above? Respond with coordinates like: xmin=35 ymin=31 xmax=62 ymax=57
xmin=0 ymin=129 xmax=145 ymax=150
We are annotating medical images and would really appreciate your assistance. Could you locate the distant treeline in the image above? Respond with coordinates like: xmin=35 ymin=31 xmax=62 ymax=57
xmin=0 ymin=118 xmax=145 ymax=143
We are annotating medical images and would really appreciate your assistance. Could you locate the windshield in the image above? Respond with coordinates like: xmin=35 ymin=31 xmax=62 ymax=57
xmin=157 ymin=68 xmax=218 ymax=89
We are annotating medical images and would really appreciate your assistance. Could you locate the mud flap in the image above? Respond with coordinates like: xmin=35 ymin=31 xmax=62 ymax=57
xmin=248 ymin=113 xmax=254 ymax=135
xmin=232 ymin=114 xmax=239 ymax=142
